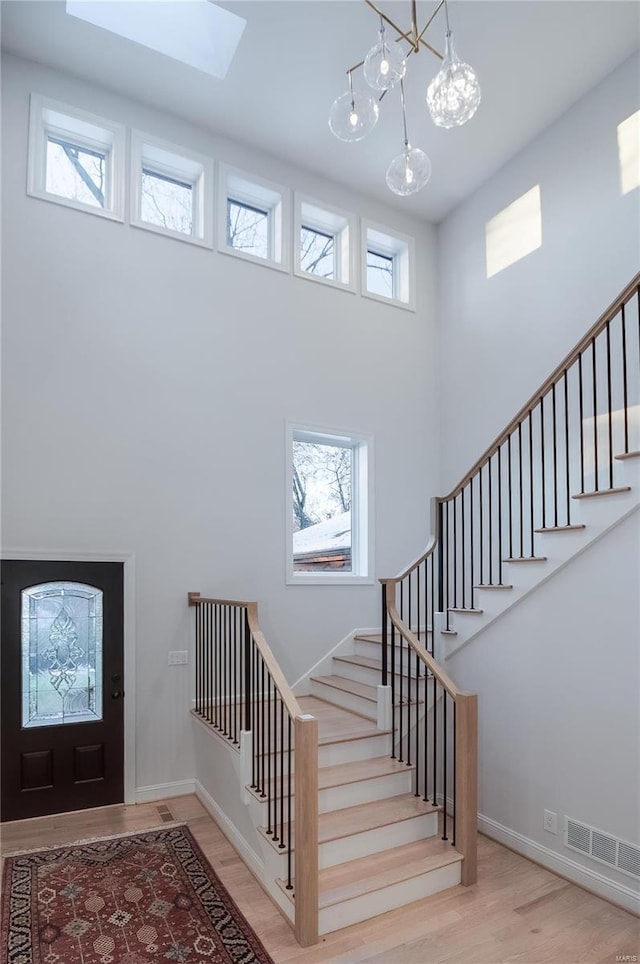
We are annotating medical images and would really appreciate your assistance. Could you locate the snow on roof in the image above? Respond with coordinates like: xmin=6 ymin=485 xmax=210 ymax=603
xmin=293 ymin=511 xmax=351 ymax=558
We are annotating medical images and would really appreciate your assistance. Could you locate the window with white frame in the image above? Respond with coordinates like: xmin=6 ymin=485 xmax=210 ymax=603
xmin=287 ymin=425 xmax=372 ymax=584
xmin=362 ymin=222 xmax=414 ymax=309
xmin=294 ymin=197 xmax=355 ymax=290
xmin=28 ymin=94 xmax=125 ymax=221
xmin=130 ymin=132 xmax=213 ymax=246
xmin=218 ymin=165 xmax=289 ymax=269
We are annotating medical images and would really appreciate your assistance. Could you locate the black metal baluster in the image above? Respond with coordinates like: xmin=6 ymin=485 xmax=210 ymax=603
xmin=399 ymin=633 xmax=404 ymax=763
xmin=453 ymin=493 xmax=458 ymax=607
xmin=232 ymin=608 xmax=237 ymax=744
xmin=286 ymin=715 xmax=293 ymax=888
xmin=207 ymin=603 xmax=212 ymax=724
xmin=578 ymin=355 xmax=585 ymax=493
xmin=432 ymin=678 xmax=438 ymax=806
xmin=414 ymin=644 xmax=420 ymax=795
xmin=621 ymin=304 xmax=629 ymax=454
xmin=195 ymin=601 xmax=200 ymax=715
xmin=592 ymin=337 xmax=599 ymax=491
xmin=442 ymin=693 xmax=448 ymax=841
xmin=529 ymin=413 xmax=534 ymax=556
xmin=563 ymin=370 xmax=570 ymax=524
xmin=417 ymin=562 xmax=422 ymax=644
xmin=497 ymin=448 xmax=503 ymax=584
xmin=606 ymin=320 xmax=614 ymax=489
xmin=507 ymin=434 xmax=513 ymax=559
xmin=469 ymin=476 xmax=475 ymax=594
xmin=518 ymin=421 xmax=524 ymax=554
xmin=430 ymin=551 xmax=435 ymax=657
xmin=406 ymin=647 xmax=412 ymax=769
xmin=244 ymin=611 xmax=251 ymax=733
xmin=272 ymin=688 xmax=279 ymax=843
xmin=381 ymin=584 xmax=388 ymax=686
xmin=452 ymin=699 xmax=457 ymax=846
xmin=461 ymin=485 xmax=466 ymax=607
xmin=540 ymin=398 xmax=547 ymax=529
xmin=390 ymin=622 xmax=396 ymax=758
xmin=552 ymin=385 xmax=558 ymax=526
xmin=488 ymin=457 xmax=493 ymax=583
xmin=479 ymin=463 xmax=484 ymax=582
xmin=260 ymin=658 xmax=266 ymax=798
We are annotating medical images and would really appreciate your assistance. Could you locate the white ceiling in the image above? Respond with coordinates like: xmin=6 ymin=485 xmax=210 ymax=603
xmin=2 ymin=1 xmax=639 ymax=221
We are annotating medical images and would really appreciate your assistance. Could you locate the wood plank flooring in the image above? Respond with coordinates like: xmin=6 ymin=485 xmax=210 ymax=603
xmin=2 ymin=795 xmax=638 ymax=963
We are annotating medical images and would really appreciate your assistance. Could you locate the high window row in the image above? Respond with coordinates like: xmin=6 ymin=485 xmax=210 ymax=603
xmin=27 ymin=94 xmax=416 ymax=310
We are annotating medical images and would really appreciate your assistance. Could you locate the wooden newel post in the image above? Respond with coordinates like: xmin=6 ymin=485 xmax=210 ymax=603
xmin=455 ymin=693 xmax=478 ymax=886
xmin=294 ymin=714 xmax=319 ymax=946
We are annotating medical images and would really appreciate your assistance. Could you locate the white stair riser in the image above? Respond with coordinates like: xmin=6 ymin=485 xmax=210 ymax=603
xmin=310 ymin=680 xmax=377 ymax=719
xmin=249 ymin=768 xmax=414 ymax=819
xmin=319 ymin=811 xmax=439 ymax=869
xmin=319 ymin=860 xmax=462 ymax=934
xmin=320 ymin=770 xmax=413 ymax=813
xmin=354 ymin=640 xmax=432 ymax=668
xmin=334 ymin=660 xmax=426 ymax=696
xmin=319 ymin=733 xmax=392 ymax=766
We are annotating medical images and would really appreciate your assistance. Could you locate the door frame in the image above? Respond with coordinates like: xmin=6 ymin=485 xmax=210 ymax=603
xmin=1 ymin=549 xmax=136 ymax=805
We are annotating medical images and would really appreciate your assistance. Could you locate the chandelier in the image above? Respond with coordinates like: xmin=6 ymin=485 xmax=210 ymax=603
xmin=329 ymin=0 xmax=481 ymax=197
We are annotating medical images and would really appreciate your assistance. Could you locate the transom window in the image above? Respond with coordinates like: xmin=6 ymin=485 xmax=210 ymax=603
xmin=131 ymin=132 xmax=212 ymax=246
xmin=367 ymin=249 xmax=394 ymax=298
xmin=300 ymin=225 xmax=335 ymax=279
xmin=288 ymin=425 xmax=372 ymax=584
xmin=362 ymin=222 xmax=414 ymax=309
xmin=141 ymin=168 xmax=193 ymax=235
xmin=28 ymin=95 xmax=125 ymax=221
xmin=227 ymin=199 xmax=270 ymax=260
xmin=294 ymin=196 xmax=354 ymax=290
xmin=46 ymin=135 xmax=107 ymax=209
xmin=218 ymin=166 xmax=288 ymax=270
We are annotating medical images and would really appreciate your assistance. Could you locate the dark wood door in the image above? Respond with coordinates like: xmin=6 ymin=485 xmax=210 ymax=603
xmin=1 ymin=560 xmax=124 ymax=821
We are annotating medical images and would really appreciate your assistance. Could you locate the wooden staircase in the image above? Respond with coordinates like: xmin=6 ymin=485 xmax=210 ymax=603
xmin=256 ymin=693 xmax=463 ymax=935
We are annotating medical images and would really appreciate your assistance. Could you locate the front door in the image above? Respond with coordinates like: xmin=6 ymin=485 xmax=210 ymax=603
xmin=1 ymin=560 xmax=124 ymax=821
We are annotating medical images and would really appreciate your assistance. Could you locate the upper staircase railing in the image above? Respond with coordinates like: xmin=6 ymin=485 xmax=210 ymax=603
xmin=380 ymin=272 xmax=640 ymax=882
xmin=188 ymin=593 xmax=318 ymax=947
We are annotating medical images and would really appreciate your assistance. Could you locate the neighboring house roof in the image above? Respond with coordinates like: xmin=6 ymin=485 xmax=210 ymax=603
xmin=293 ymin=511 xmax=351 ymax=560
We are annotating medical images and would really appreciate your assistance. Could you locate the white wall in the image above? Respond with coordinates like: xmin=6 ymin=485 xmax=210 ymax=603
xmin=437 ymin=52 xmax=640 ymax=491
xmin=447 ymin=510 xmax=640 ymax=907
xmin=1 ymin=54 xmax=439 ymax=791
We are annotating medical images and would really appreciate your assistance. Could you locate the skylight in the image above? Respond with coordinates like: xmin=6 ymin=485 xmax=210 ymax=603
xmin=66 ymin=2 xmax=246 ymax=80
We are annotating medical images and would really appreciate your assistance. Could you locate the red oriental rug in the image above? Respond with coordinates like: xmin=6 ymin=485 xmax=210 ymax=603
xmin=1 ymin=824 xmax=273 ymax=964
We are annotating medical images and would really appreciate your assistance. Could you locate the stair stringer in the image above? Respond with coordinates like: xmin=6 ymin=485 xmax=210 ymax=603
xmin=440 ymin=457 xmax=640 ymax=660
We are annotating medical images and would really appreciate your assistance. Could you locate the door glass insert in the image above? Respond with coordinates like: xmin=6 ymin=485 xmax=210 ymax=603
xmin=22 ymin=582 xmax=103 ymax=728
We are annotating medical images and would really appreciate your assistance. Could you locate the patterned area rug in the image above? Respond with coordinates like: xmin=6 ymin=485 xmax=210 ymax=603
xmin=1 ymin=824 xmax=273 ymax=964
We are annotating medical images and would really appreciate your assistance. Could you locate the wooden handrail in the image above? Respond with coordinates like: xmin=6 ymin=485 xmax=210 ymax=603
xmin=442 ymin=272 xmax=640 ymax=501
xmin=245 ymin=602 xmax=304 ymax=722
xmin=385 ymin=598 xmax=466 ymax=699
xmin=385 ymin=597 xmax=477 ymax=885
xmin=188 ymin=593 xmax=304 ymax=721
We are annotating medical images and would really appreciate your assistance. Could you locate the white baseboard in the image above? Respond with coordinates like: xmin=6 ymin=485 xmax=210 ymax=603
xmin=479 ymin=813 xmax=640 ymax=916
xmin=135 ymin=779 xmax=196 ymax=803
xmin=194 ymin=780 xmax=264 ymax=881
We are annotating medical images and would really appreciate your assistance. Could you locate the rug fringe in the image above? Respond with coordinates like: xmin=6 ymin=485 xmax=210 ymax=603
xmin=2 ymin=822 xmax=187 ymax=857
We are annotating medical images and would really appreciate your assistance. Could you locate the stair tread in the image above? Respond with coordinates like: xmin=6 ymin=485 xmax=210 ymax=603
xmin=334 ymin=654 xmax=428 ymax=679
xmin=312 ymin=675 xmax=422 ymax=707
xmin=448 ymin=607 xmax=483 ymax=615
xmin=311 ymin=675 xmax=378 ymax=702
xmin=534 ymin=524 xmax=586 ymax=532
xmin=573 ymin=486 xmax=631 ymax=498
xmin=615 ymin=450 xmax=640 ymax=460
xmin=354 ymin=631 xmax=432 ymax=645
xmin=263 ymin=793 xmax=440 ymax=851
xmin=503 ymin=556 xmax=548 ymax=562
xmin=473 ymin=584 xmax=513 ymax=590
xmin=317 ymin=836 xmax=463 ymax=907
xmin=296 ymin=695 xmax=389 ymax=745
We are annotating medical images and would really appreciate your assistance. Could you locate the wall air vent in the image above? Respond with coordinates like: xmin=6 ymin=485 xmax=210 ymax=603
xmin=565 ymin=817 xmax=640 ymax=880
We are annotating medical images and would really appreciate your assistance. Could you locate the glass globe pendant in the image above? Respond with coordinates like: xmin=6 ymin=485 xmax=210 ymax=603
xmin=386 ymin=81 xmax=432 ymax=197
xmin=426 ymin=25 xmax=481 ymax=129
xmin=364 ymin=19 xmax=406 ymax=91
xmin=329 ymin=71 xmax=379 ymax=142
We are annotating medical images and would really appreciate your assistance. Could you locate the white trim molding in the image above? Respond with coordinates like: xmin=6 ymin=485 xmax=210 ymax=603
xmin=135 ymin=779 xmax=196 ymax=803
xmin=479 ymin=812 xmax=640 ymax=916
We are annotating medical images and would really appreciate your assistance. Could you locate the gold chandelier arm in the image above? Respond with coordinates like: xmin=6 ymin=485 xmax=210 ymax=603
xmin=364 ymin=0 xmax=417 ymax=50
xmin=418 ymin=0 xmax=445 ymax=59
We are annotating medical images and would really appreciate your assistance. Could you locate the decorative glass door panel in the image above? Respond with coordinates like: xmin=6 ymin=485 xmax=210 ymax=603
xmin=22 ymin=582 xmax=103 ymax=728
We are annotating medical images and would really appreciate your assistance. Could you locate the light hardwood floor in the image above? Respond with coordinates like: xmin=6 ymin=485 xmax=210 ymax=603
xmin=2 ymin=795 xmax=638 ymax=963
